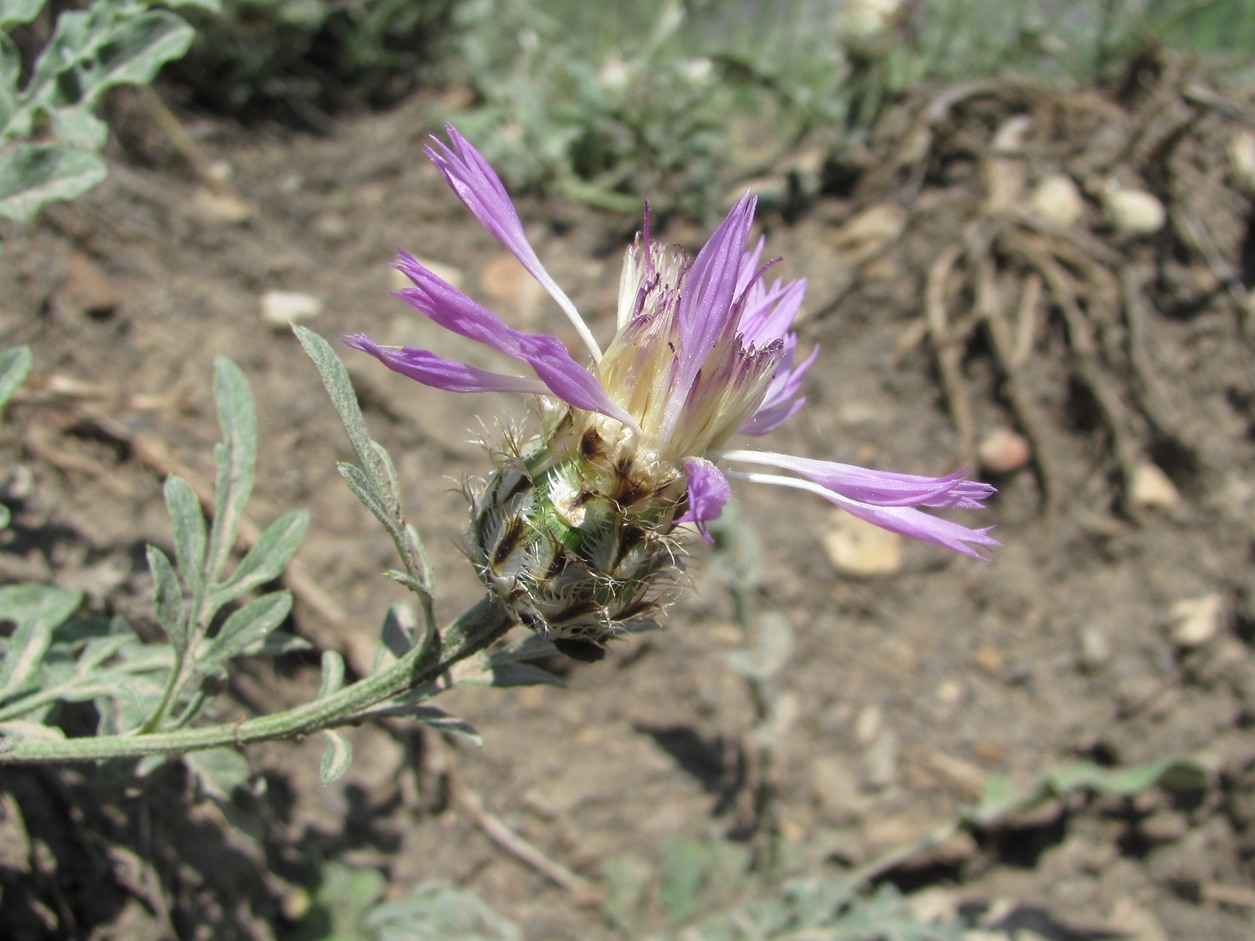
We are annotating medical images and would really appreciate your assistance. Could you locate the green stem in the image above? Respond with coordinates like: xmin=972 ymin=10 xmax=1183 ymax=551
xmin=0 ymin=594 xmax=515 ymax=766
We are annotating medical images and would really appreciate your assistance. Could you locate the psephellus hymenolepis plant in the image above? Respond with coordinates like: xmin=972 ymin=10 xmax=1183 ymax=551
xmin=0 ymin=126 xmax=995 ymax=768
xmin=348 ymin=126 xmax=997 ymax=662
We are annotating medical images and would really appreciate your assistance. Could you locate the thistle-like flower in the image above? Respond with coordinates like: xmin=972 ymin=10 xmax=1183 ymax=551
xmin=348 ymin=126 xmax=996 ymax=659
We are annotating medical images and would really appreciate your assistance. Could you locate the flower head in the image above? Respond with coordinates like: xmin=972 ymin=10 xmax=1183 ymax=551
xmin=348 ymin=126 xmax=996 ymax=657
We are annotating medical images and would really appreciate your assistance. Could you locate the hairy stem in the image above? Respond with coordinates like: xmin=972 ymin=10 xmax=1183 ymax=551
xmin=0 ymin=594 xmax=515 ymax=766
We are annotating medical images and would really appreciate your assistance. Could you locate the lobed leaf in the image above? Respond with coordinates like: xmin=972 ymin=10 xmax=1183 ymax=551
xmin=337 ymin=461 xmax=395 ymax=534
xmin=0 ymin=583 xmax=82 ymax=696
xmin=204 ymin=358 xmax=256 ymax=581
xmin=194 ymin=591 xmax=292 ymax=676
xmin=145 ymin=544 xmax=186 ymax=652
xmin=163 ymin=474 xmax=206 ymax=595
xmin=294 ymin=325 xmax=394 ymax=506
xmin=220 ymin=509 xmax=308 ymax=596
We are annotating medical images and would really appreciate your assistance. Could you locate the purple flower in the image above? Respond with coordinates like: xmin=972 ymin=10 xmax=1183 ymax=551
xmin=348 ymin=125 xmax=997 ymax=558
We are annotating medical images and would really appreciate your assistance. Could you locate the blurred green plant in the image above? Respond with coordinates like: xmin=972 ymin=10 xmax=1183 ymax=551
xmin=167 ymin=0 xmax=457 ymax=121
xmin=286 ymin=862 xmax=523 ymax=941
xmin=0 ymin=329 xmax=562 ymax=777
xmin=445 ymin=0 xmax=844 ymax=216
xmin=0 ymin=0 xmax=217 ymax=230
xmin=597 ymin=750 xmax=1213 ymax=940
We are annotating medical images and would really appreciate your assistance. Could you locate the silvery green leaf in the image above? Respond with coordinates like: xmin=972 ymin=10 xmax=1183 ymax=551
xmin=486 ymin=632 xmax=560 ymax=664
xmin=0 ymin=0 xmax=45 ymax=30
xmin=294 ymin=326 xmax=392 ymax=498
xmin=963 ymin=774 xmax=1020 ymax=826
xmin=161 ymin=0 xmax=222 ymax=11
xmin=186 ymin=747 xmax=251 ymax=802
xmin=319 ymin=730 xmax=353 ymax=784
xmin=338 ymin=461 xmax=394 ymax=531
xmin=368 ymin=438 xmax=402 ymax=510
xmin=258 ymin=631 xmax=312 ymax=656
xmin=1046 ymin=757 xmax=1213 ymax=798
xmin=372 ymin=602 xmax=419 ymax=672
xmin=459 ymin=662 xmax=562 ymax=692
xmin=363 ymin=703 xmax=482 ymax=746
xmin=317 ymin=650 xmax=345 ymax=699
xmin=194 ymin=591 xmax=291 ymax=675
xmin=220 ymin=509 xmax=308 ymax=595
xmin=71 ymin=12 xmax=194 ymax=112
xmin=0 ymin=719 xmax=65 ymax=742
xmin=0 ymin=346 xmax=32 ymax=409
xmin=727 ymin=612 xmax=794 ymax=681
xmin=659 ymin=837 xmax=712 ymax=925
xmin=0 ymin=505 xmax=10 ymax=529
xmin=364 ymin=882 xmax=523 ymax=941
xmin=48 ymin=105 xmax=107 ymax=150
xmin=146 ymin=544 xmax=186 ymax=652
xmin=204 ymin=358 xmax=256 ymax=580
xmin=385 ymin=569 xmax=432 ymax=602
xmin=288 ymin=860 xmax=385 ymax=941
xmin=163 ymin=475 xmax=206 ymax=593
xmin=0 ymin=583 xmax=81 ymax=695
xmin=0 ymin=143 xmax=107 ymax=222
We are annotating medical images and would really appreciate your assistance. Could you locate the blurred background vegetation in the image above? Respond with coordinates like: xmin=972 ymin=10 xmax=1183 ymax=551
xmin=164 ymin=0 xmax=1255 ymax=213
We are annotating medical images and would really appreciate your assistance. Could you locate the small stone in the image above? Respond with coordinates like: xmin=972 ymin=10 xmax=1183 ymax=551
xmin=1228 ymin=131 xmax=1255 ymax=194
xmin=977 ymin=427 xmax=1031 ymax=475
xmin=1129 ymin=462 xmax=1180 ymax=510
xmin=1103 ymin=184 xmax=1165 ymax=237
xmin=854 ymin=704 xmax=883 ymax=745
xmin=936 ymin=678 xmax=964 ymax=705
xmin=823 ymin=512 xmax=903 ymax=577
xmin=188 ymin=188 xmax=253 ymax=225
xmin=1169 ymin=593 xmax=1225 ymax=648
xmin=1077 ymin=624 xmax=1112 ymax=671
xmin=1029 ymin=173 xmax=1085 ymax=228
xmin=261 ymin=290 xmax=323 ymax=329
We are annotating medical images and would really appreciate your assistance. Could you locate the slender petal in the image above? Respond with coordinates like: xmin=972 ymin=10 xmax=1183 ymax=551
xmin=344 ymin=334 xmax=551 ymax=396
xmin=722 ymin=450 xmax=995 ymax=508
xmin=728 ymin=470 xmax=998 ymax=558
xmin=392 ymin=252 xmax=634 ymax=424
xmin=676 ymin=457 xmax=732 ymax=543
xmin=424 ymin=125 xmax=603 ymax=359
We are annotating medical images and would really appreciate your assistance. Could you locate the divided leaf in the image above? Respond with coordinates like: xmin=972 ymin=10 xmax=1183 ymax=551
xmin=204 ymin=358 xmax=257 ymax=579
xmin=145 ymin=545 xmax=186 ymax=652
xmin=221 ymin=509 xmax=308 ymax=596
xmin=194 ymin=592 xmax=292 ymax=676
xmin=0 ymin=583 xmax=82 ymax=696
xmin=163 ymin=475 xmax=206 ymax=593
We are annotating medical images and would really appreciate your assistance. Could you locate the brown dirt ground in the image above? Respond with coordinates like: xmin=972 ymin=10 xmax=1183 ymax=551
xmin=2 ymin=55 xmax=1255 ymax=940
